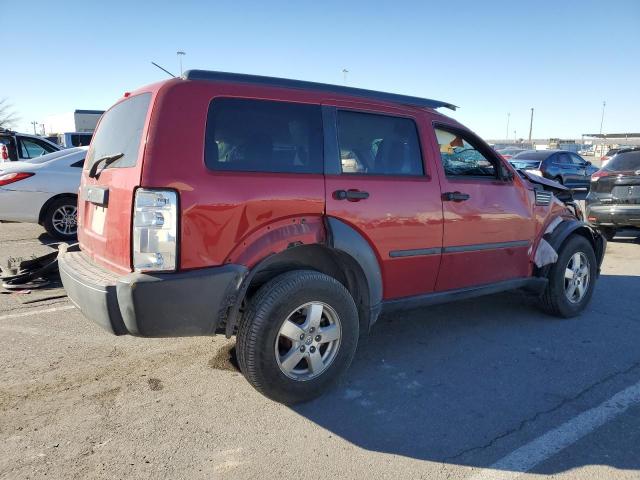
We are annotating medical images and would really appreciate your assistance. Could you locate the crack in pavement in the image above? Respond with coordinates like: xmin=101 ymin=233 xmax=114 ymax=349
xmin=444 ymin=359 xmax=640 ymax=462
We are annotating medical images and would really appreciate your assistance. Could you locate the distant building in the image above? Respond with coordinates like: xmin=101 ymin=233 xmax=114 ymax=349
xmin=43 ymin=110 xmax=104 ymax=135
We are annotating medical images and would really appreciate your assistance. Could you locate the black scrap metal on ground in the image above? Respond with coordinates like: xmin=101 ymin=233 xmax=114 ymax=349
xmin=1 ymin=244 xmax=78 ymax=291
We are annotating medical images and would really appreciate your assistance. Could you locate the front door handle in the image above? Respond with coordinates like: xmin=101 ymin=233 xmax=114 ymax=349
xmin=442 ymin=191 xmax=470 ymax=202
xmin=333 ymin=189 xmax=370 ymax=201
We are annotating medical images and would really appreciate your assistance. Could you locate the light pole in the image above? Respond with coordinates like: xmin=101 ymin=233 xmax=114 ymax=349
xmin=30 ymin=121 xmax=38 ymax=135
xmin=506 ymin=113 xmax=510 ymax=141
xmin=528 ymin=107 xmax=534 ymax=143
xmin=599 ymin=101 xmax=606 ymax=135
xmin=342 ymin=68 xmax=349 ymax=84
xmin=177 ymin=51 xmax=186 ymax=76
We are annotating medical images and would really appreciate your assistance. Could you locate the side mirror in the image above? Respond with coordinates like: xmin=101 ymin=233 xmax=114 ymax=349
xmin=585 ymin=160 xmax=592 ymax=166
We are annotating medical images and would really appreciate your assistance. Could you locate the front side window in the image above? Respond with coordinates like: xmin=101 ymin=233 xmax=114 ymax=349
xmin=336 ymin=111 xmax=423 ymax=175
xmin=205 ymin=98 xmax=323 ymax=174
xmin=434 ymin=127 xmax=497 ymax=177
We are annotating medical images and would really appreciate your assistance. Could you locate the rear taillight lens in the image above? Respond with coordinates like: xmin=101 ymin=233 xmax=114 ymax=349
xmin=133 ymin=189 xmax=178 ymax=272
xmin=0 ymin=172 xmax=34 ymax=186
xmin=591 ymin=170 xmax=611 ymax=182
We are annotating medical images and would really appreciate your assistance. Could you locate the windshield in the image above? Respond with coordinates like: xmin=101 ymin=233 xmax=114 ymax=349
xmin=604 ymin=151 xmax=640 ymax=172
xmin=85 ymin=93 xmax=151 ymax=172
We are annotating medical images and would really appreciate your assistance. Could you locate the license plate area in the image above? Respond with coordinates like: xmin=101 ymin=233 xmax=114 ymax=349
xmin=612 ymin=186 xmax=640 ymax=203
xmin=91 ymin=205 xmax=107 ymax=235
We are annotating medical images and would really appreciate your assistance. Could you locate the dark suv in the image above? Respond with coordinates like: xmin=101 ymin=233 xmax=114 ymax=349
xmin=510 ymin=150 xmax=599 ymax=189
xmin=587 ymin=147 xmax=640 ymax=240
xmin=58 ymin=70 xmax=605 ymax=403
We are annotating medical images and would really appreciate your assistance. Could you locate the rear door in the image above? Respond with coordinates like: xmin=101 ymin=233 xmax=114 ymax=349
xmin=430 ymin=124 xmax=535 ymax=291
xmin=79 ymin=92 xmax=152 ymax=274
xmin=324 ymin=103 xmax=443 ymax=299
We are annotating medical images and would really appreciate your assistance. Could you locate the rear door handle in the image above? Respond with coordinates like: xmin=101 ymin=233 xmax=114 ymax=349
xmin=442 ymin=191 xmax=470 ymax=202
xmin=333 ymin=189 xmax=370 ymax=201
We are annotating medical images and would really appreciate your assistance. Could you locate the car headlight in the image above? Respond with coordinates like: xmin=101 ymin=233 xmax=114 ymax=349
xmin=527 ymin=169 xmax=543 ymax=177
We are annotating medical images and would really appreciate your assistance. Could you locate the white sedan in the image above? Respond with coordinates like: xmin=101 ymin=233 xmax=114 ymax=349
xmin=0 ymin=147 xmax=87 ymax=240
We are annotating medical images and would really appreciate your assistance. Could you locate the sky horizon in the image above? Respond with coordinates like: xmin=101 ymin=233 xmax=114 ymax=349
xmin=2 ymin=0 xmax=638 ymax=141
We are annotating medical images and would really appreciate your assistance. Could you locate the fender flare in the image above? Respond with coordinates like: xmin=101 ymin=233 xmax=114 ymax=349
xmin=325 ymin=216 xmax=383 ymax=317
xmin=537 ymin=219 xmax=606 ymax=277
xmin=222 ymin=217 xmax=384 ymax=338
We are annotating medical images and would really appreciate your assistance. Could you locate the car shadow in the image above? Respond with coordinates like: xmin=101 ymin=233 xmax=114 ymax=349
xmin=293 ymin=273 xmax=640 ymax=474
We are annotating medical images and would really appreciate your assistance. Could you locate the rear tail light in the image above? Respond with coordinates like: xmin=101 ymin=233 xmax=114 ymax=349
xmin=591 ymin=170 xmax=611 ymax=182
xmin=0 ymin=172 xmax=34 ymax=186
xmin=132 ymin=189 xmax=178 ymax=271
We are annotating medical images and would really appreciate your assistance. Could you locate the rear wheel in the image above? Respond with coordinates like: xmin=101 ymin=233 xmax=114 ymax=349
xmin=540 ymin=235 xmax=597 ymax=318
xmin=236 ymin=270 xmax=359 ymax=404
xmin=43 ymin=197 xmax=77 ymax=241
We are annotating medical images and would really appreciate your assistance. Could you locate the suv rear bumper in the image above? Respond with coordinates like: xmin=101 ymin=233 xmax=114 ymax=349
xmin=58 ymin=249 xmax=247 ymax=337
xmin=586 ymin=204 xmax=640 ymax=227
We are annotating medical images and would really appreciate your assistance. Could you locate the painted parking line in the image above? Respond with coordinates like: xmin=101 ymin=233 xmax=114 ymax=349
xmin=0 ymin=304 xmax=74 ymax=321
xmin=467 ymin=378 xmax=640 ymax=480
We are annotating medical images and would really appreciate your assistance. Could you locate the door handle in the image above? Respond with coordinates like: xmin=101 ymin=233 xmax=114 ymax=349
xmin=333 ymin=189 xmax=370 ymax=201
xmin=442 ymin=191 xmax=470 ymax=202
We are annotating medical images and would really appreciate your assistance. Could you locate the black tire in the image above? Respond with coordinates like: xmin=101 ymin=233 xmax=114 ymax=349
xmin=236 ymin=270 xmax=359 ymax=404
xmin=599 ymin=227 xmax=616 ymax=241
xmin=43 ymin=196 xmax=77 ymax=241
xmin=540 ymin=235 xmax=597 ymax=318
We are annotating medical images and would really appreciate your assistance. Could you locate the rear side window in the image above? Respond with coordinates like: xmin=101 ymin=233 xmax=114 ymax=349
xmin=71 ymin=134 xmax=92 ymax=147
xmin=336 ymin=111 xmax=423 ymax=175
xmin=85 ymin=93 xmax=151 ymax=171
xmin=604 ymin=151 xmax=640 ymax=171
xmin=205 ymin=98 xmax=323 ymax=174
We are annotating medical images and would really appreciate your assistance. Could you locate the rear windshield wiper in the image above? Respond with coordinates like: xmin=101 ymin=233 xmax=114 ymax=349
xmin=87 ymin=153 xmax=124 ymax=179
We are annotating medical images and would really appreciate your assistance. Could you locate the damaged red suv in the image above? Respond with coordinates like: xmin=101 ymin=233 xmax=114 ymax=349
xmin=59 ymin=70 xmax=605 ymax=403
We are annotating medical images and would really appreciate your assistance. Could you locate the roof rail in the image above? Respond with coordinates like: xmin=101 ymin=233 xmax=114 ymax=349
xmin=184 ymin=70 xmax=457 ymax=111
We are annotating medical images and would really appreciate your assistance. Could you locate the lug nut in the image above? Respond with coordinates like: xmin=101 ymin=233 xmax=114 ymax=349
xmin=300 ymin=345 xmax=306 ymax=352
xmin=315 ymin=335 xmax=321 ymax=342
xmin=300 ymin=334 xmax=305 ymax=340
xmin=309 ymin=346 xmax=316 ymax=353
xmin=309 ymin=327 xmax=315 ymax=333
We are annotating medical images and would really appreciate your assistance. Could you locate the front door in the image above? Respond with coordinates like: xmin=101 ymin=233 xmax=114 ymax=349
xmin=324 ymin=104 xmax=443 ymax=299
xmin=430 ymin=124 xmax=535 ymax=291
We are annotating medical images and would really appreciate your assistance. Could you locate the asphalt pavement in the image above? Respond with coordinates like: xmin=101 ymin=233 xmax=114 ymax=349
xmin=1 ymin=221 xmax=639 ymax=480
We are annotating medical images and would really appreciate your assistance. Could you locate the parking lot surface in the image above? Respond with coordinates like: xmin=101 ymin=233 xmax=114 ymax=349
xmin=1 ymin=222 xmax=639 ymax=480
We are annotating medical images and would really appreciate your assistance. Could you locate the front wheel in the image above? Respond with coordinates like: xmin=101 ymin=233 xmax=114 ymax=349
xmin=236 ymin=270 xmax=359 ymax=404
xmin=540 ymin=235 xmax=597 ymax=318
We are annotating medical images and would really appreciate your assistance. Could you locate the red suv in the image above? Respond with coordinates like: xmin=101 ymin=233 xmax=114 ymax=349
xmin=59 ymin=70 xmax=606 ymax=404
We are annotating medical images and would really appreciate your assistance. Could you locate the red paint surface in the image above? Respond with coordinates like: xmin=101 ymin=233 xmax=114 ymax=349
xmin=77 ymin=77 xmax=569 ymax=300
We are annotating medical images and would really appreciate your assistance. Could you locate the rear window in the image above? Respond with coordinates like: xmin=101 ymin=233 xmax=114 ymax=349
xmin=205 ymin=98 xmax=323 ymax=174
xmin=604 ymin=151 xmax=640 ymax=171
xmin=512 ymin=151 xmax=549 ymax=161
xmin=85 ymin=93 xmax=151 ymax=171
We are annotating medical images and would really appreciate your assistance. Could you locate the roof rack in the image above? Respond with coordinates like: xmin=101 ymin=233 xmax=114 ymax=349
xmin=184 ymin=70 xmax=457 ymax=111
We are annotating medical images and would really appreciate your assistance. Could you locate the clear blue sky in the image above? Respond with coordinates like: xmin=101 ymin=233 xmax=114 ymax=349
xmin=2 ymin=0 xmax=638 ymax=139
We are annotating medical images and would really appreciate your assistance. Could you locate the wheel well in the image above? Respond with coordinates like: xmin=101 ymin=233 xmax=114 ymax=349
xmin=242 ymin=244 xmax=372 ymax=337
xmin=38 ymin=193 xmax=77 ymax=225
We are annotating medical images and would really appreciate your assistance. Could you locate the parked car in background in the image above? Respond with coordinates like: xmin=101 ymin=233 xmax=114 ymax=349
xmin=57 ymin=70 xmax=604 ymax=404
xmin=496 ymin=147 xmax=528 ymax=160
xmin=0 ymin=147 xmax=86 ymax=240
xmin=0 ymin=128 xmax=61 ymax=162
xmin=509 ymin=150 xmax=599 ymax=189
xmin=578 ymin=146 xmax=594 ymax=156
xmin=54 ymin=132 xmax=93 ymax=148
xmin=587 ymin=147 xmax=640 ymax=240
xmin=600 ymin=147 xmax=635 ymax=168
